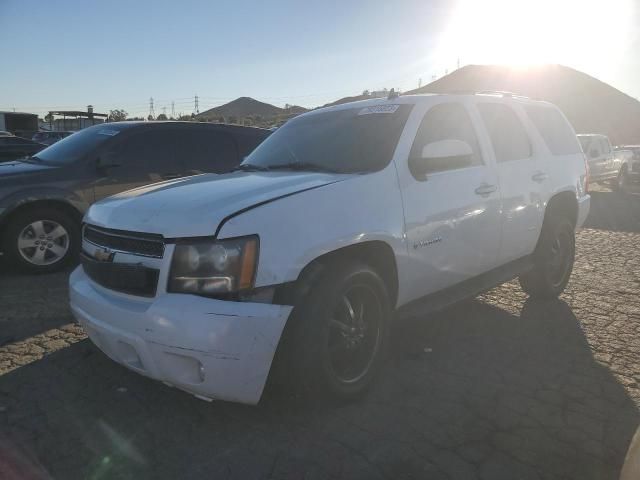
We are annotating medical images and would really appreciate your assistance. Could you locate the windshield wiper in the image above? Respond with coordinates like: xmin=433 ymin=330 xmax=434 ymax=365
xmin=265 ymin=162 xmax=339 ymax=173
xmin=231 ymin=163 xmax=271 ymax=172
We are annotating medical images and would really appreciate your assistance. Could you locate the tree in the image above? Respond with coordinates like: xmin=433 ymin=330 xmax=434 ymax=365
xmin=147 ymin=114 xmax=154 ymax=121
xmin=108 ymin=109 xmax=128 ymax=122
xmin=44 ymin=113 xmax=54 ymax=123
xmin=156 ymin=113 xmax=168 ymax=121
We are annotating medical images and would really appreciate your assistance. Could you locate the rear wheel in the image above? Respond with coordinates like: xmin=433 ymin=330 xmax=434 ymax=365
xmin=519 ymin=216 xmax=575 ymax=299
xmin=4 ymin=208 xmax=80 ymax=273
xmin=279 ymin=262 xmax=391 ymax=400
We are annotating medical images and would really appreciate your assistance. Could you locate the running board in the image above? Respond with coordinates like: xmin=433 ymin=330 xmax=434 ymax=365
xmin=395 ymin=255 xmax=534 ymax=320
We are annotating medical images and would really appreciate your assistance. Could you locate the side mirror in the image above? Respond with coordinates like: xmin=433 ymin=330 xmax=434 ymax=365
xmin=589 ymin=149 xmax=599 ymax=159
xmin=97 ymin=152 xmax=121 ymax=169
xmin=409 ymin=139 xmax=474 ymax=178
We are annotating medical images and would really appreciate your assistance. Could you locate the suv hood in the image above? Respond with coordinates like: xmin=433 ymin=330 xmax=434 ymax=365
xmin=85 ymin=171 xmax=351 ymax=237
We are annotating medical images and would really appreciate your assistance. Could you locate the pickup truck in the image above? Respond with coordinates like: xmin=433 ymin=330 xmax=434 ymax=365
xmin=614 ymin=145 xmax=640 ymax=191
xmin=70 ymin=93 xmax=590 ymax=404
xmin=577 ymin=133 xmax=621 ymax=185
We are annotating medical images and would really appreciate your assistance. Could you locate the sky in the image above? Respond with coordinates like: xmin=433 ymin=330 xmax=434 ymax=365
xmin=1 ymin=0 xmax=639 ymax=118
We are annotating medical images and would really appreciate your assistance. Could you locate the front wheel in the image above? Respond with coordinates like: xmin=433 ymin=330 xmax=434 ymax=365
xmin=616 ymin=166 xmax=630 ymax=193
xmin=4 ymin=208 xmax=80 ymax=273
xmin=519 ymin=217 xmax=575 ymax=299
xmin=280 ymin=262 xmax=391 ymax=400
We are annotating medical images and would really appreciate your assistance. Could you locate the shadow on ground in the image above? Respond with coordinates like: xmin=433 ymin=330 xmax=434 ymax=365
xmin=583 ymin=189 xmax=640 ymax=233
xmin=0 ymin=297 xmax=637 ymax=480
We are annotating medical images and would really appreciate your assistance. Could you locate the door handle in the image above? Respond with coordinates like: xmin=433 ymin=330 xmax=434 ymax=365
xmin=475 ymin=183 xmax=497 ymax=196
xmin=161 ymin=173 xmax=182 ymax=179
xmin=531 ymin=171 xmax=548 ymax=183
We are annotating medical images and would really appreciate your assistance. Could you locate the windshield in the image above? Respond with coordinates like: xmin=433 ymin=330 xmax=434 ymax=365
xmin=243 ymin=104 xmax=412 ymax=173
xmin=32 ymin=126 xmax=119 ymax=165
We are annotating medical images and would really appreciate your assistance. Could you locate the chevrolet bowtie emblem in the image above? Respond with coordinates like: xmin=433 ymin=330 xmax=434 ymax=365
xmin=94 ymin=247 xmax=115 ymax=262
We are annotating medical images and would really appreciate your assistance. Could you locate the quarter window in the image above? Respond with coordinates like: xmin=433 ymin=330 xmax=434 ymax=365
xmin=478 ymin=103 xmax=532 ymax=162
xmin=524 ymin=105 xmax=581 ymax=155
xmin=409 ymin=103 xmax=483 ymax=175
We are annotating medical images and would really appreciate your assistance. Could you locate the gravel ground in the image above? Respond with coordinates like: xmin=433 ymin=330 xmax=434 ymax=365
xmin=0 ymin=186 xmax=639 ymax=479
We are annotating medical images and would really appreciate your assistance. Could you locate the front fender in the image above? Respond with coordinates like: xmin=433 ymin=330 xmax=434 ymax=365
xmin=0 ymin=187 xmax=89 ymax=224
xmin=216 ymin=169 xmax=409 ymax=297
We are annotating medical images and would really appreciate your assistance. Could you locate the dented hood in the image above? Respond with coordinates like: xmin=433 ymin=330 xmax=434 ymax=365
xmin=84 ymin=171 xmax=350 ymax=237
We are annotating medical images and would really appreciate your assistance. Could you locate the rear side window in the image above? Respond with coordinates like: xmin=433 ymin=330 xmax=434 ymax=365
xmin=179 ymin=130 xmax=238 ymax=173
xmin=525 ymin=105 xmax=581 ymax=155
xmin=410 ymin=102 xmax=483 ymax=174
xmin=478 ymin=103 xmax=531 ymax=162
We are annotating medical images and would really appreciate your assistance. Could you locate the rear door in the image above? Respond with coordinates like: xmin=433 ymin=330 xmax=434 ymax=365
xmin=474 ymin=101 xmax=544 ymax=263
xmin=177 ymin=129 xmax=239 ymax=175
xmin=93 ymin=128 xmax=186 ymax=200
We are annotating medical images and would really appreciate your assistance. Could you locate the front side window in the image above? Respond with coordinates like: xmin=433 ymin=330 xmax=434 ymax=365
xmin=525 ymin=104 xmax=581 ymax=155
xmin=113 ymin=130 xmax=179 ymax=173
xmin=409 ymin=102 xmax=483 ymax=174
xmin=243 ymin=104 xmax=412 ymax=173
xmin=478 ymin=103 xmax=532 ymax=162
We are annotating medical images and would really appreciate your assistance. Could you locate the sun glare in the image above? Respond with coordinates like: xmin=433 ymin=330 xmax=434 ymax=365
xmin=435 ymin=0 xmax=634 ymax=74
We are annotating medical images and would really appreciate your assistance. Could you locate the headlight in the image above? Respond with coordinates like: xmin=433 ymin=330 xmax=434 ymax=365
xmin=168 ymin=236 xmax=258 ymax=297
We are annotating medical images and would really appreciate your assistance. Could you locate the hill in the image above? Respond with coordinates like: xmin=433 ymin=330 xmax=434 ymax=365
xmin=197 ymin=97 xmax=307 ymax=122
xmin=407 ymin=64 xmax=640 ymax=145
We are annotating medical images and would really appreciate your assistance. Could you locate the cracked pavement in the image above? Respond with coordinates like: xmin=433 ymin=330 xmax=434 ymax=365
xmin=1 ymin=186 xmax=640 ymax=479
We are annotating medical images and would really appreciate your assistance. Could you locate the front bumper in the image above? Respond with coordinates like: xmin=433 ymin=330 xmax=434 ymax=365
xmin=69 ymin=267 xmax=292 ymax=404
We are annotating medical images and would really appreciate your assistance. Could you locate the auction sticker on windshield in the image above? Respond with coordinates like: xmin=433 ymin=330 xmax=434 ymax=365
xmin=98 ymin=129 xmax=120 ymax=136
xmin=358 ymin=105 xmax=400 ymax=115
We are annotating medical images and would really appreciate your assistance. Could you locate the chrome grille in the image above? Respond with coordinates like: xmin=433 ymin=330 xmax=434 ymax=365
xmin=83 ymin=225 xmax=165 ymax=258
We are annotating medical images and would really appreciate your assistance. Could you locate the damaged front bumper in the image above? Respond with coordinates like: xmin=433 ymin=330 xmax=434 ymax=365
xmin=69 ymin=267 xmax=292 ymax=404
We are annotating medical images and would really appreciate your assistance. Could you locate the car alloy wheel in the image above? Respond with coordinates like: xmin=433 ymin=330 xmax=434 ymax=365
xmin=547 ymin=228 xmax=572 ymax=289
xmin=327 ymin=283 xmax=383 ymax=384
xmin=17 ymin=220 xmax=70 ymax=266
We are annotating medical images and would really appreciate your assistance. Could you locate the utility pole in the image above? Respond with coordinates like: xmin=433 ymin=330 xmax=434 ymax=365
xmin=418 ymin=77 xmax=422 ymax=89
xmin=194 ymin=95 xmax=199 ymax=115
xmin=149 ymin=97 xmax=155 ymax=119
xmin=171 ymin=101 xmax=175 ymax=118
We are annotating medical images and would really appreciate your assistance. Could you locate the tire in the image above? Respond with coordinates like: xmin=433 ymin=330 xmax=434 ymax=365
xmin=278 ymin=262 xmax=391 ymax=401
xmin=616 ymin=166 xmax=629 ymax=194
xmin=3 ymin=207 xmax=80 ymax=274
xmin=519 ymin=216 xmax=575 ymax=299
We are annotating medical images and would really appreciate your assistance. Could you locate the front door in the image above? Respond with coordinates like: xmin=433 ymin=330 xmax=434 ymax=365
xmin=398 ymin=100 xmax=502 ymax=302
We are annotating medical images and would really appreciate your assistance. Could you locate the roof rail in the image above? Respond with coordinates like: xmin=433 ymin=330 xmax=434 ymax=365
xmin=476 ymin=90 xmax=529 ymax=99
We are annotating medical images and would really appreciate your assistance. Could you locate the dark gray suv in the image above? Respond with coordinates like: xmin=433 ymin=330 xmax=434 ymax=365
xmin=0 ymin=121 xmax=270 ymax=273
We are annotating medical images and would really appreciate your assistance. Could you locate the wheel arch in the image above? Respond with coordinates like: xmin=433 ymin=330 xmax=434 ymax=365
xmin=283 ymin=240 xmax=400 ymax=309
xmin=0 ymin=199 xmax=84 ymax=235
xmin=544 ymin=190 xmax=578 ymax=228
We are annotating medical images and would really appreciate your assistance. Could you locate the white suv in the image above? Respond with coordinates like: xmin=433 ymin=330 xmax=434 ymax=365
xmin=70 ymin=93 xmax=590 ymax=404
